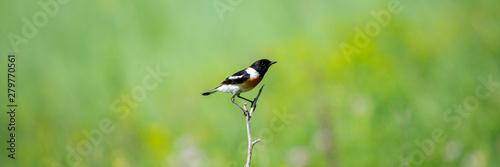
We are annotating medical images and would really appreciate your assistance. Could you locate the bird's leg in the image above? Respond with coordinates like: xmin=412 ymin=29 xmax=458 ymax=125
xmin=237 ymin=94 xmax=254 ymax=103
xmin=232 ymin=94 xmax=247 ymax=116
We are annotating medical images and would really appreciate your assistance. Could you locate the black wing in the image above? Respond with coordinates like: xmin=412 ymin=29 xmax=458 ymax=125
xmin=220 ymin=69 xmax=250 ymax=85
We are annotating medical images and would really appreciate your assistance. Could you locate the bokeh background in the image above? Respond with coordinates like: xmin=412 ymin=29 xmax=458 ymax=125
xmin=1 ymin=0 xmax=499 ymax=166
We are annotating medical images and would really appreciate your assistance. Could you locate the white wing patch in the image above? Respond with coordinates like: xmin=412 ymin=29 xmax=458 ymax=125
xmin=245 ymin=68 xmax=260 ymax=78
xmin=228 ymin=75 xmax=243 ymax=80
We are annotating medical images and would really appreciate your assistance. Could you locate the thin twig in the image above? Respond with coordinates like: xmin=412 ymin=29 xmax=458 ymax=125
xmin=235 ymin=85 xmax=265 ymax=167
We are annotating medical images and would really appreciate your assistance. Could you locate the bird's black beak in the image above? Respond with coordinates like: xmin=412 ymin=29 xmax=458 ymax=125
xmin=270 ymin=61 xmax=277 ymax=65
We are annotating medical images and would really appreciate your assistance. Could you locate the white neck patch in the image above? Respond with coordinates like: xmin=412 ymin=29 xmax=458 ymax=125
xmin=245 ymin=68 xmax=260 ymax=78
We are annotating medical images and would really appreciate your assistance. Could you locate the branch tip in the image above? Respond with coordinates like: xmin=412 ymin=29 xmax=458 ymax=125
xmin=252 ymin=139 xmax=261 ymax=145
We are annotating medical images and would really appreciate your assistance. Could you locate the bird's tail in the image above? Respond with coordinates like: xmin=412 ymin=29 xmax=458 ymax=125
xmin=202 ymin=89 xmax=217 ymax=96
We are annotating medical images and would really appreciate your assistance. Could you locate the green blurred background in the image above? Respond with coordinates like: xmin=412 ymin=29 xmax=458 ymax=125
xmin=1 ymin=0 xmax=499 ymax=166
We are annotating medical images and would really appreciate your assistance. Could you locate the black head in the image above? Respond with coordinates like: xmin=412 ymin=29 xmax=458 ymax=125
xmin=249 ymin=59 xmax=277 ymax=76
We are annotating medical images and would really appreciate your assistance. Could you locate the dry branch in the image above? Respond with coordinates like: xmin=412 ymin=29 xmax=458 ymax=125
xmin=234 ymin=85 xmax=265 ymax=167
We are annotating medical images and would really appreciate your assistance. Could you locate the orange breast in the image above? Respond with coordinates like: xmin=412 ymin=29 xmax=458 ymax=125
xmin=241 ymin=76 xmax=262 ymax=89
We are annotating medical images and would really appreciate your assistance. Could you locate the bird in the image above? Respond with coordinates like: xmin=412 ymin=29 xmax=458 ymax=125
xmin=202 ymin=59 xmax=277 ymax=110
